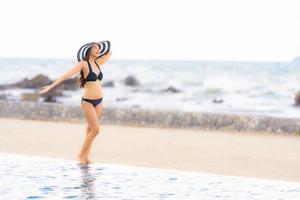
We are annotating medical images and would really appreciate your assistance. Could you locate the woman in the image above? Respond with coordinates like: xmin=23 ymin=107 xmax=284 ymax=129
xmin=39 ymin=41 xmax=112 ymax=164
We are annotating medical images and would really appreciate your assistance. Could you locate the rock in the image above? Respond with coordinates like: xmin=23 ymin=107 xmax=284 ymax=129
xmin=0 ymin=85 xmax=10 ymax=90
xmin=58 ymin=77 xmax=78 ymax=90
xmin=212 ymin=98 xmax=224 ymax=104
xmin=0 ymin=74 xmax=52 ymax=90
xmin=21 ymin=93 xmax=39 ymax=102
xmin=0 ymin=94 xmax=7 ymax=100
xmin=132 ymin=105 xmax=140 ymax=108
xmin=161 ymin=86 xmax=181 ymax=93
xmin=294 ymin=90 xmax=300 ymax=106
xmin=123 ymin=75 xmax=140 ymax=86
xmin=40 ymin=88 xmax=64 ymax=103
xmin=16 ymin=74 xmax=52 ymax=88
xmin=131 ymin=88 xmax=153 ymax=92
xmin=44 ymin=95 xmax=57 ymax=103
xmin=0 ymin=74 xmax=78 ymax=91
xmin=116 ymin=97 xmax=129 ymax=101
xmin=102 ymin=81 xmax=114 ymax=87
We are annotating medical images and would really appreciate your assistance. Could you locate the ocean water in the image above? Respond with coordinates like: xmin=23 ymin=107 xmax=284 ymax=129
xmin=0 ymin=57 xmax=300 ymax=118
xmin=0 ymin=153 xmax=300 ymax=200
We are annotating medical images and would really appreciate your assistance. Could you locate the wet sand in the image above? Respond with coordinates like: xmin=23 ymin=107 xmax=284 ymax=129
xmin=0 ymin=117 xmax=299 ymax=182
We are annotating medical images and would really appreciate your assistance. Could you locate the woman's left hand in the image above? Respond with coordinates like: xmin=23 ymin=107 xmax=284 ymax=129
xmin=39 ymin=84 xmax=53 ymax=95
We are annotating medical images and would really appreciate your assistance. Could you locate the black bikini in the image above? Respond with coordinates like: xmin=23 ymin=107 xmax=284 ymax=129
xmin=81 ymin=60 xmax=103 ymax=107
xmin=84 ymin=60 xmax=103 ymax=82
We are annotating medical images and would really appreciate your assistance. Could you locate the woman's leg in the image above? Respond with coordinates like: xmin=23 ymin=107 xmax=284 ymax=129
xmin=84 ymin=103 xmax=103 ymax=163
xmin=84 ymin=125 xmax=91 ymax=163
xmin=78 ymin=101 xmax=100 ymax=163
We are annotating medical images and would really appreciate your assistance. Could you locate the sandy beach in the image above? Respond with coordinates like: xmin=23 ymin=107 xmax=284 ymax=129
xmin=0 ymin=117 xmax=299 ymax=183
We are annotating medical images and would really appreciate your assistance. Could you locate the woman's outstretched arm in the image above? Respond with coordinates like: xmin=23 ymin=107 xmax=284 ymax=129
xmin=95 ymin=50 xmax=112 ymax=65
xmin=39 ymin=61 xmax=84 ymax=94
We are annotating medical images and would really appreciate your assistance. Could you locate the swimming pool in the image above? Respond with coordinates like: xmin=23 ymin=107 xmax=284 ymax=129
xmin=0 ymin=153 xmax=299 ymax=199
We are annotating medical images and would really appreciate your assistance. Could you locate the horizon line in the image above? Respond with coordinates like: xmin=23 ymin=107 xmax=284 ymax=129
xmin=0 ymin=55 xmax=296 ymax=63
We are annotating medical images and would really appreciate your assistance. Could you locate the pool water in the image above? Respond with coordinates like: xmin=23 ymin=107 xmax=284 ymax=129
xmin=0 ymin=153 xmax=300 ymax=199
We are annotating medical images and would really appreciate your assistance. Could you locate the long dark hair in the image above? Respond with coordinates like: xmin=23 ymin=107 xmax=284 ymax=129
xmin=76 ymin=45 xmax=94 ymax=88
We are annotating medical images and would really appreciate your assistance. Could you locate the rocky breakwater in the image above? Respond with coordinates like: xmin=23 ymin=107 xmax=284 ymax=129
xmin=0 ymin=99 xmax=300 ymax=135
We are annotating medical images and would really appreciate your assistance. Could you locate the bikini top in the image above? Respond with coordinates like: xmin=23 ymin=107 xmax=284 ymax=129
xmin=82 ymin=60 xmax=103 ymax=82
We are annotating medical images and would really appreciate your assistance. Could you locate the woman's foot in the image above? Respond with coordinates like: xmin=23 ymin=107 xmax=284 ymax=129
xmin=77 ymin=156 xmax=88 ymax=164
xmin=86 ymin=158 xmax=93 ymax=164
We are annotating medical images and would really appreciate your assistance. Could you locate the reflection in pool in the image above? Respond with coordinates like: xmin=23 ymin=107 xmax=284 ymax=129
xmin=0 ymin=153 xmax=300 ymax=199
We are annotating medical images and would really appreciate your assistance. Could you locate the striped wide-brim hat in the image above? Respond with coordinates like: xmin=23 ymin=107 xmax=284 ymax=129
xmin=77 ymin=40 xmax=110 ymax=62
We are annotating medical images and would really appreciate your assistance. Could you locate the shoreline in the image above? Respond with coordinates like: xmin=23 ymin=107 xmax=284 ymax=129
xmin=0 ymin=117 xmax=300 ymax=182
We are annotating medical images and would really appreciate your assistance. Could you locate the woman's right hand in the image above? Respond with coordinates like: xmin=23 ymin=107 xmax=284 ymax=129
xmin=39 ymin=84 xmax=53 ymax=95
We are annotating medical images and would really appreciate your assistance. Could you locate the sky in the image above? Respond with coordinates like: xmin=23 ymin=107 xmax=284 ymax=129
xmin=0 ymin=0 xmax=299 ymax=62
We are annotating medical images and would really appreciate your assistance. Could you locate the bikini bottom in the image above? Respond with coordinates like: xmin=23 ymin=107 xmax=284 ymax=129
xmin=81 ymin=97 xmax=103 ymax=107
